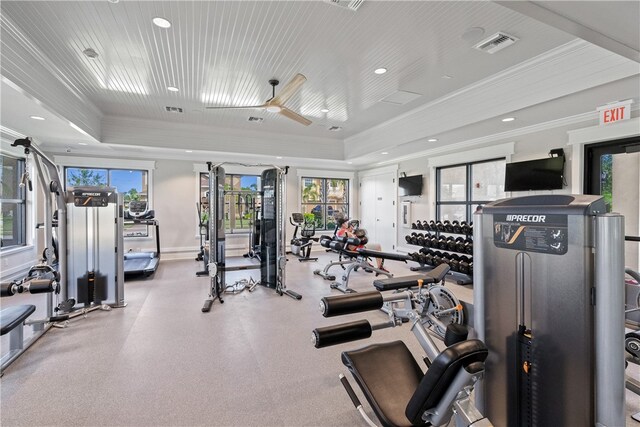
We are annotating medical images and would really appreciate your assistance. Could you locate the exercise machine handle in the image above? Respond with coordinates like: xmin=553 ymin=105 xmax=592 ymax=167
xmin=312 ymin=320 xmax=372 ymax=348
xmin=320 ymin=291 xmax=383 ymax=317
xmin=26 ymin=279 xmax=55 ymax=294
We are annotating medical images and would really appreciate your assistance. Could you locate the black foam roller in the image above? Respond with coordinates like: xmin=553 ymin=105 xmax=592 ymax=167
xmin=312 ymin=320 xmax=372 ymax=348
xmin=321 ymin=291 xmax=383 ymax=317
xmin=27 ymin=279 xmax=55 ymax=294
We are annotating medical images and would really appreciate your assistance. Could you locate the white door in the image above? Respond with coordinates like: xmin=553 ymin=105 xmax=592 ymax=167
xmin=360 ymin=172 xmax=397 ymax=251
xmin=374 ymin=173 xmax=396 ymax=251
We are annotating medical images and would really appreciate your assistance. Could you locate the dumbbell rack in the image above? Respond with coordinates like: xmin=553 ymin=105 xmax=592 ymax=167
xmin=405 ymin=220 xmax=473 ymax=285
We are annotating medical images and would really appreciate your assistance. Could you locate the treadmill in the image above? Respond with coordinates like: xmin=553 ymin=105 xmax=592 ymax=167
xmin=123 ymin=201 xmax=160 ymax=277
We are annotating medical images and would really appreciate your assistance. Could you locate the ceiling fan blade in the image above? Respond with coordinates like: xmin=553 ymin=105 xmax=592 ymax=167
xmin=278 ymin=107 xmax=312 ymax=126
xmin=271 ymin=73 xmax=306 ymax=106
xmin=205 ymin=104 xmax=267 ymax=110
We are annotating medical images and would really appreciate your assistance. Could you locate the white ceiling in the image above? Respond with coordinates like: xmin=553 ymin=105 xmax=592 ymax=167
xmin=0 ymin=1 xmax=639 ymax=167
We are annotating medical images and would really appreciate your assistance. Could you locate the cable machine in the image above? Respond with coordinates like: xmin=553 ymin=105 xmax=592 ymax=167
xmin=202 ymin=162 xmax=301 ymax=312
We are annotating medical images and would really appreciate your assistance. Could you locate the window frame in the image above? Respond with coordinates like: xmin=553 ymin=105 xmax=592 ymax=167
xmin=1 ymin=154 xmax=27 ymax=250
xmin=436 ymin=157 xmax=505 ymax=223
xmin=199 ymin=172 xmax=261 ymax=234
xmin=300 ymin=176 xmax=349 ymax=231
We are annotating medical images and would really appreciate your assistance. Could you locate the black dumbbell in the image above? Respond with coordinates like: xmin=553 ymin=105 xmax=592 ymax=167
xmin=465 ymin=238 xmax=473 ymax=254
xmin=416 ymin=233 xmax=426 ymax=246
xmin=405 ymin=235 xmax=412 ymax=244
xmin=437 ymin=236 xmax=448 ymax=250
xmin=411 ymin=232 xmax=419 ymax=245
xmin=455 ymin=237 xmax=466 ymax=253
xmin=446 ymin=236 xmax=457 ymax=252
xmin=411 ymin=222 xmax=419 ymax=230
xmin=422 ymin=252 xmax=432 ymax=265
xmin=459 ymin=256 xmax=471 ymax=274
xmin=435 ymin=221 xmax=444 ymax=231
xmin=443 ymin=220 xmax=453 ymax=233
xmin=468 ymin=262 xmax=473 ymax=276
xmin=449 ymin=254 xmax=460 ymax=272
xmin=469 ymin=222 xmax=473 ymax=235
xmin=452 ymin=220 xmax=462 ymax=234
xmin=461 ymin=221 xmax=470 ymax=235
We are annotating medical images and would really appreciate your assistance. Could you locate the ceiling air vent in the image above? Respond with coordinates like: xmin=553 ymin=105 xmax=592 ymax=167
xmin=473 ymin=32 xmax=518 ymax=54
xmin=328 ymin=126 xmax=342 ymax=132
xmin=323 ymin=0 xmax=365 ymax=12
xmin=165 ymin=106 xmax=183 ymax=113
xmin=247 ymin=116 xmax=264 ymax=123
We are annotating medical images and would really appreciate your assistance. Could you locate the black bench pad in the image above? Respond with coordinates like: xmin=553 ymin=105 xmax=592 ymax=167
xmin=357 ymin=249 xmax=411 ymax=262
xmin=1 ymin=305 xmax=36 ymax=336
xmin=342 ymin=340 xmax=424 ymax=427
xmin=373 ymin=275 xmax=440 ymax=291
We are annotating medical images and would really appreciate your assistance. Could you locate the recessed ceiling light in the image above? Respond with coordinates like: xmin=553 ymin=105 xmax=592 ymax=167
xmin=381 ymin=152 xmax=389 ymax=155
xmin=441 ymin=75 xmax=452 ymax=79
xmin=320 ymin=108 xmax=330 ymax=113
xmin=78 ymin=142 xmax=88 ymax=146
xmin=30 ymin=115 xmax=45 ymax=120
xmin=276 ymin=156 xmax=283 ymax=159
xmin=185 ymin=150 xmax=193 ymax=153
xmin=428 ymin=138 xmax=438 ymax=142
xmin=152 ymin=17 xmax=171 ymax=28
xmin=374 ymin=68 xmax=387 ymax=75
xmin=83 ymin=48 xmax=99 ymax=59
xmin=167 ymin=86 xmax=179 ymax=92
xmin=501 ymin=117 xmax=516 ymax=122
xmin=347 ymin=161 xmax=353 ymax=164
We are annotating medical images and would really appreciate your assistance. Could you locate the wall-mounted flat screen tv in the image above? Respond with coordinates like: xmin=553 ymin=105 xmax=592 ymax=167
xmin=504 ymin=156 xmax=565 ymax=191
xmin=399 ymin=175 xmax=423 ymax=196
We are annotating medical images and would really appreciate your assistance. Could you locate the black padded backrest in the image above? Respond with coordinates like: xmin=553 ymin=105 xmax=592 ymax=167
xmin=342 ymin=341 xmax=424 ymax=427
xmin=1 ymin=305 xmax=36 ymax=335
xmin=405 ymin=339 xmax=488 ymax=425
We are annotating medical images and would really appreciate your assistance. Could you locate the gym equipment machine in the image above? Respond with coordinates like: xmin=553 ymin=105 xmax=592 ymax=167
xmin=66 ymin=186 xmax=126 ymax=309
xmin=312 ymin=266 xmax=490 ymax=427
xmin=123 ymin=201 xmax=160 ymax=277
xmin=289 ymin=213 xmax=318 ymax=262
xmin=202 ymin=162 xmax=301 ymax=312
xmin=474 ymin=195 xmax=624 ymax=427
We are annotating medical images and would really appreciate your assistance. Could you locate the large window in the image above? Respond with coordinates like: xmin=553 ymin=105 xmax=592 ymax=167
xmin=301 ymin=177 xmax=349 ymax=230
xmin=66 ymin=167 xmax=150 ymax=237
xmin=199 ymin=173 xmax=261 ymax=233
xmin=1 ymin=155 xmax=27 ymax=250
xmin=436 ymin=158 xmax=506 ymax=223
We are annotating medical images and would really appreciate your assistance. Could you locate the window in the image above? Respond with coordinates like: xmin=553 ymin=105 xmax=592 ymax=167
xmin=436 ymin=158 xmax=505 ymax=223
xmin=301 ymin=177 xmax=349 ymax=230
xmin=199 ymin=173 xmax=261 ymax=233
xmin=66 ymin=167 xmax=149 ymax=237
xmin=1 ymin=154 xmax=26 ymax=250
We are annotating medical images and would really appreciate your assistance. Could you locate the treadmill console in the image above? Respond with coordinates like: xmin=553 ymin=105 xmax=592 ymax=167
xmin=125 ymin=201 xmax=155 ymax=220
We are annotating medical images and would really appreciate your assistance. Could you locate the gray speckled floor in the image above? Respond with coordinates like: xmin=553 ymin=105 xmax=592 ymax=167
xmin=1 ymin=253 xmax=639 ymax=426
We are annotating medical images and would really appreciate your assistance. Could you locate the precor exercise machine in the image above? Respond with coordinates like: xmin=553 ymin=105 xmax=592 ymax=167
xmin=474 ymin=195 xmax=625 ymax=427
xmin=202 ymin=162 xmax=301 ymax=312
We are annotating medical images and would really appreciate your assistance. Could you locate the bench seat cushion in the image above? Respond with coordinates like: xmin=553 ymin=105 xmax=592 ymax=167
xmin=1 ymin=305 xmax=36 ymax=336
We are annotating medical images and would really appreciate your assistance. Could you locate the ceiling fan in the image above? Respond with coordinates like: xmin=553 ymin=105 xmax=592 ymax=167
xmin=206 ymin=73 xmax=312 ymax=126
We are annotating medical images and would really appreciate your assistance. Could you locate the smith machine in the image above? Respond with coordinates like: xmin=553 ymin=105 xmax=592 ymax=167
xmin=202 ymin=162 xmax=301 ymax=312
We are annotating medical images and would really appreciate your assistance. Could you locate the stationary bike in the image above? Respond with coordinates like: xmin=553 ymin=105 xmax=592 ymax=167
xmin=289 ymin=213 xmax=318 ymax=262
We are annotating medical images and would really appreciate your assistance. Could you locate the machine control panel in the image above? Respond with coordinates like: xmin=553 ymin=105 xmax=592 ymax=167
xmin=493 ymin=213 xmax=568 ymax=255
xmin=72 ymin=189 xmax=112 ymax=207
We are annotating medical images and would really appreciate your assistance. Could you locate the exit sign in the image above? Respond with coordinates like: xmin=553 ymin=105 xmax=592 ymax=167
xmin=597 ymin=100 xmax=633 ymax=126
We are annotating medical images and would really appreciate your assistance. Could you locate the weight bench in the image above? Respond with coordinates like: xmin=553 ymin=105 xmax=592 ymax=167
xmin=314 ymin=236 xmax=362 ymax=282
xmin=330 ymin=248 xmax=411 ymax=294
xmin=341 ymin=338 xmax=490 ymax=426
xmin=373 ymin=264 xmax=449 ymax=292
xmin=1 ymin=305 xmax=36 ymax=374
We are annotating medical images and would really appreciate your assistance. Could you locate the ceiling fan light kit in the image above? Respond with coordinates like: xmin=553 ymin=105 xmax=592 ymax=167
xmin=206 ymin=73 xmax=312 ymax=126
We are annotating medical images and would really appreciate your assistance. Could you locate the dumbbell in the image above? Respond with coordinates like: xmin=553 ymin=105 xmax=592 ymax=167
xmin=465 ymin=238 xmax=473 ymax=254
xmin=408 ymin=252 xmax=420 ymax=263
xmin=436 ymin=221 xmax=445 ymax=232
xmin=416 ymin=233 xmax=426 ymax=246
xmin=455 ymin=237 xmax=466 ymax=253
xmin=405 ymin=235 xmax=413 ymax=244
xmin=446 ymin=236 xmax=457 ymax=252
xmin=443 ymin=220 xmax=453 ymax=233
xmin=432 ymin=251 xmax=443 ymax=265
xmin=441 ymin=254 xmax=451 ymax=266
xmin=461 ymin=221 xmax=471 ymax=235
xmin=469 ymin=222 xmax=473 ymax=234
xmin=437 ymin=236 xmax=448 ymax=250
xmin=468 ymin=262 xmax=473 ymax=276
xmin=459 ymin=256 xmax=471 ymax=274
xmin=449 ymin=254 xmax=460 ymax=272
xmin=411 ymin=222 xmax=419 ymax=230
xmin=452 ymin=220 xmax=462 ymax=234
xmin=424 ymin=252 xmax=434 ymax=265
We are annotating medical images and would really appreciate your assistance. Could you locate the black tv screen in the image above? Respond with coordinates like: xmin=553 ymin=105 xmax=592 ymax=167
xmin=504 ymin=157 xmax=564 ymax=191
xmin=399 ymin=175 xmax=423 ymax=196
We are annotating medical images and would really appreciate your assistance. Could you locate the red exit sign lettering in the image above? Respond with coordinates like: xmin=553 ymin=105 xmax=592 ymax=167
xmin=598 ymin=100 xmax=633 ymax=126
